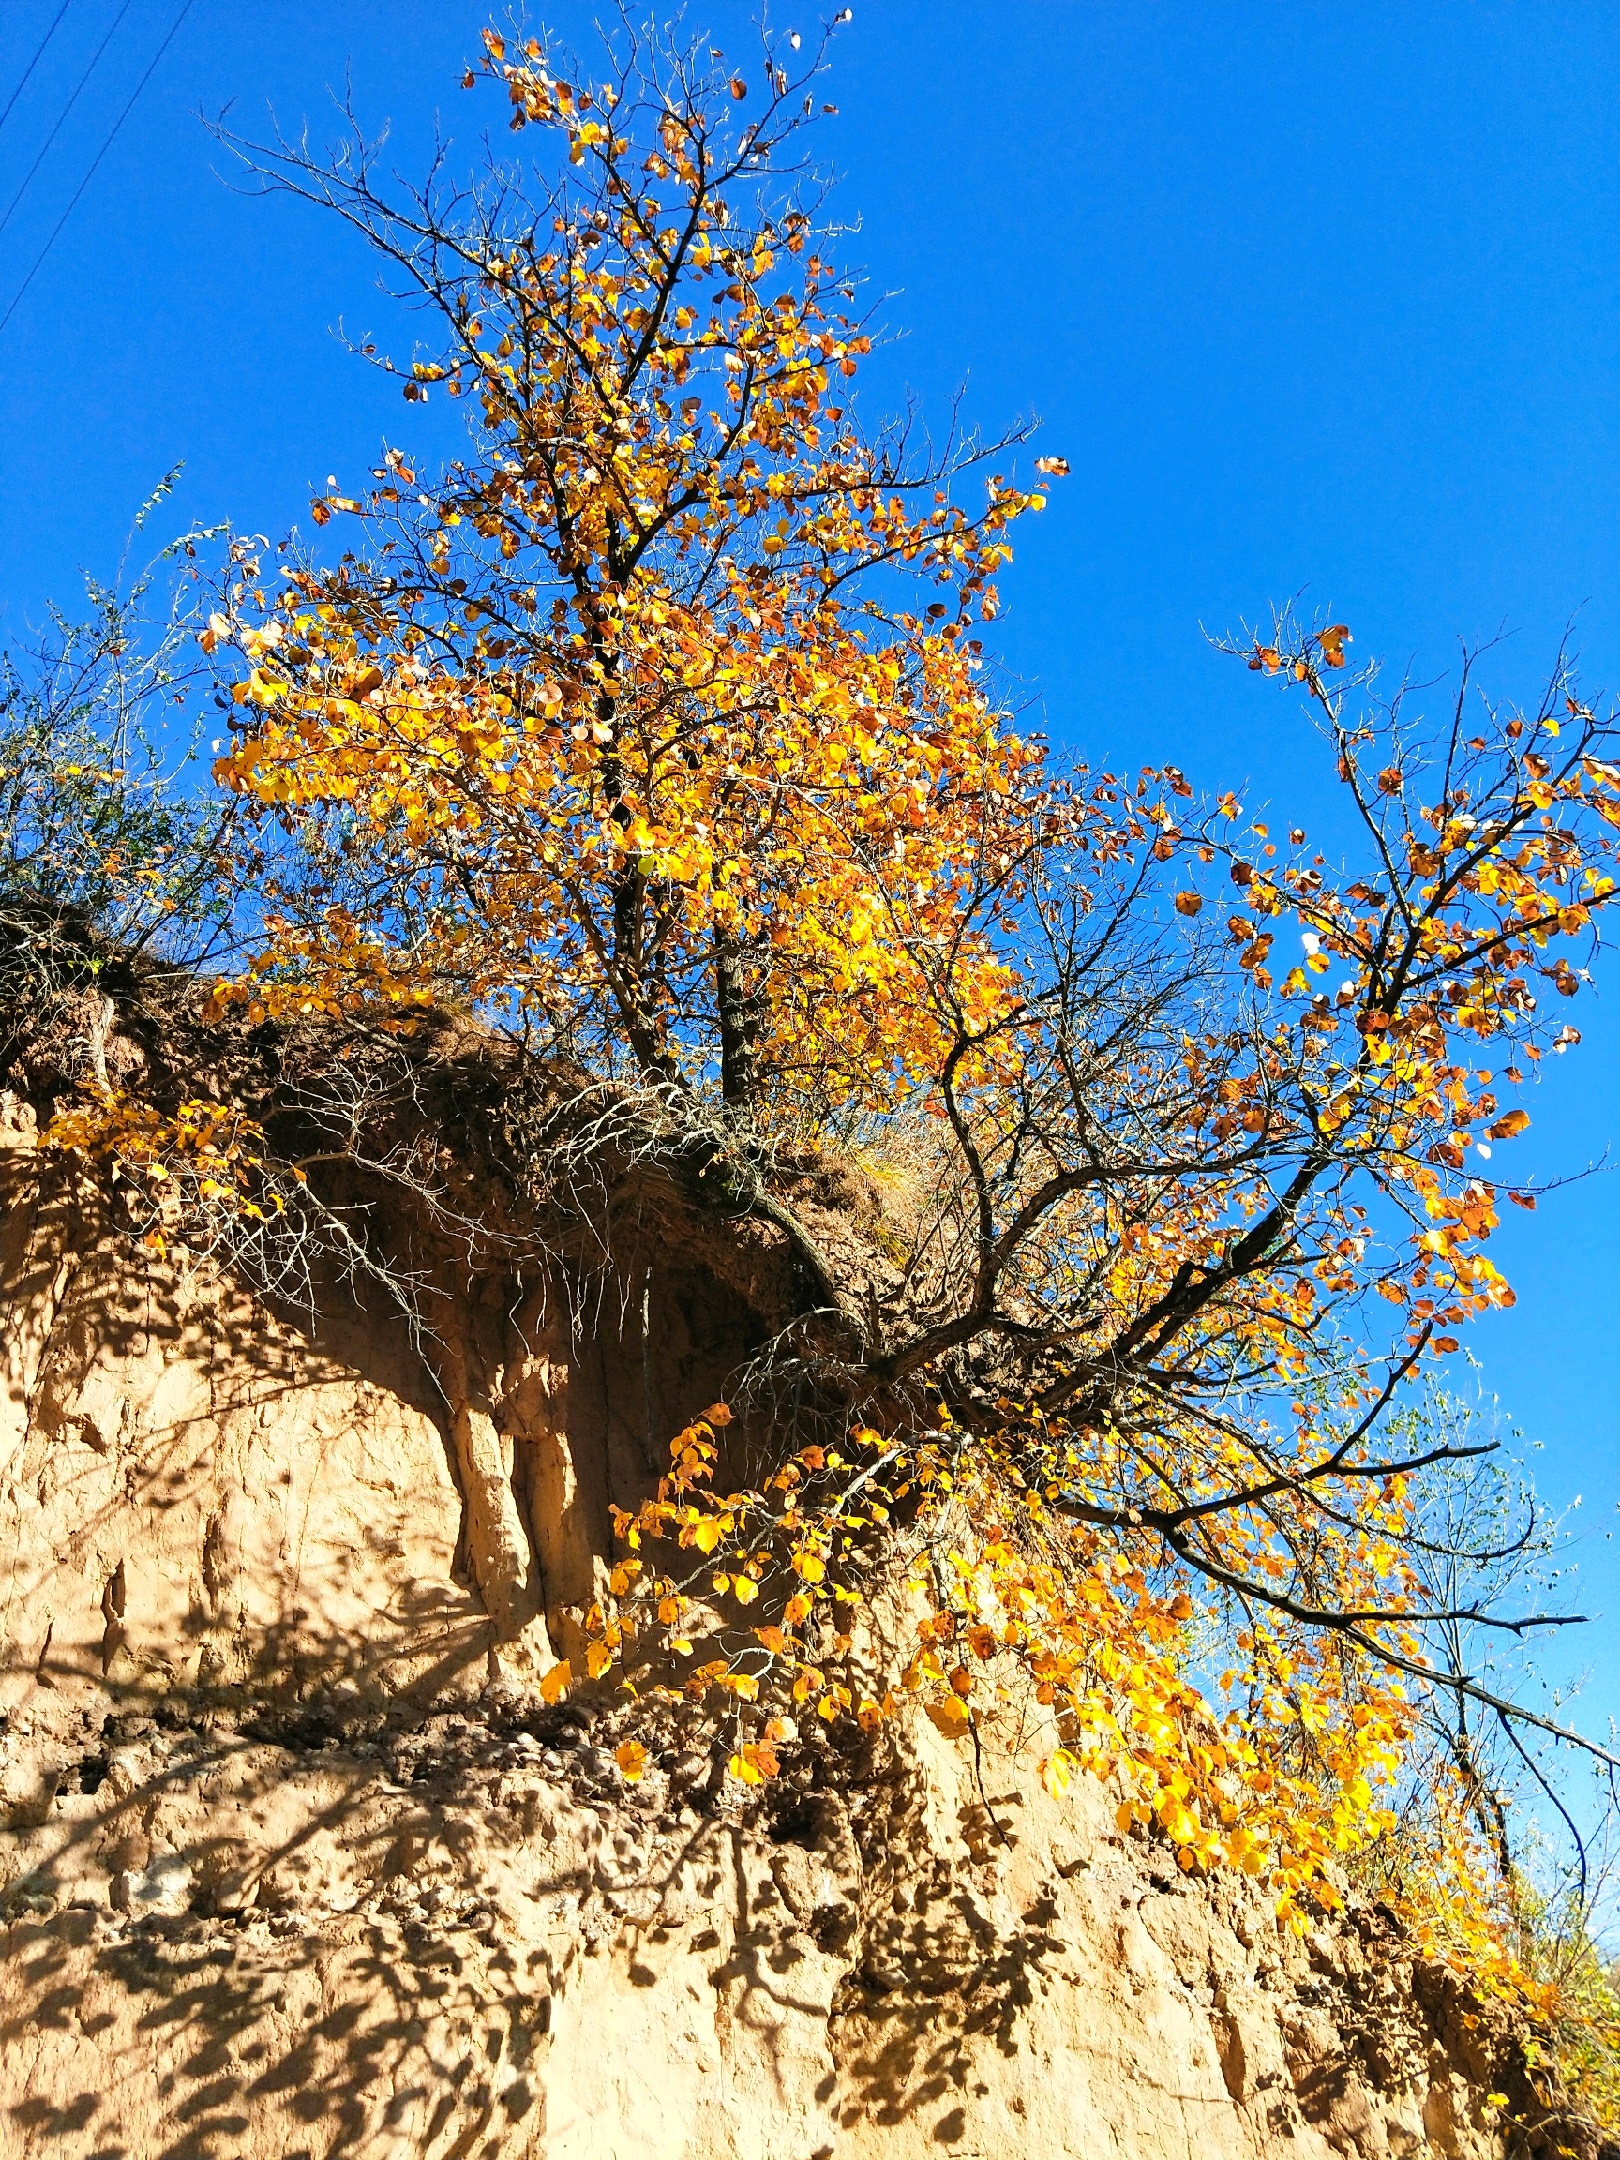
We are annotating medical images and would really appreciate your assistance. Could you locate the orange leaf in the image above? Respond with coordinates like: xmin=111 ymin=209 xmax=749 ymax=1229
xmin=729 ymin=1740 xmax=779 ymax=1783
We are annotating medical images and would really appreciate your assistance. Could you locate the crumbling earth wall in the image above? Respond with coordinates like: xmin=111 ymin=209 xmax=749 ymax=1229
xmin=0 ymin=1112 xmax=1574 ymax=2159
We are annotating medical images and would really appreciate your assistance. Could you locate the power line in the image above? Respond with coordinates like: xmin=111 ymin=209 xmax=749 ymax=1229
xmin=0 ymin=0 xmax=133 ymax=242
xmin=0 ymin=0 xmax=75 ymax=140
xmin=0 ymin=0 xmax=197 ymax=339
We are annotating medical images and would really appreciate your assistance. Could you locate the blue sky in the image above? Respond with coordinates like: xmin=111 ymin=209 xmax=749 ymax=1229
xmin=2 ymin=2 xmax=1618 ymax=1728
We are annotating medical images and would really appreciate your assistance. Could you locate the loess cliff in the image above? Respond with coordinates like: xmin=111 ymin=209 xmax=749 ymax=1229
xmin=0 ymin=1048 xmax=1600 ymax=2160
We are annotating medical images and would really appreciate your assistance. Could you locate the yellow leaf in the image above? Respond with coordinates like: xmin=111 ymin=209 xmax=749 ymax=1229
xmin=540 ymin=1660 xmax=572 ymax=1704
xmin=1041 ymin=1749 xmax=1077 ymax=1799
xmin=728 ymin=1739 xmax=779 ymax=1783
xmin=616 ymin=1739 xmax=650 ymax=1782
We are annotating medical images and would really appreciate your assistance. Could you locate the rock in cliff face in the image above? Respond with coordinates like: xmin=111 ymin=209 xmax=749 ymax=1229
xmin=0 ymin=1109 xmax=1578 ymax=2160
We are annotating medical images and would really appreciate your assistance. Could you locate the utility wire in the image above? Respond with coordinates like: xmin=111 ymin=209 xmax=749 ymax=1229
xmin=0 ymin=0 xmax=133 ymax=242
xmin=0 ymin=0 xmax=197 ymax=339
xmin=0 ymin=0 xmax=75 ymax=140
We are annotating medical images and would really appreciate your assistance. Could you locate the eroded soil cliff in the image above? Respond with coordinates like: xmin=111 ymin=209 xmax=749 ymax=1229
xmin=0 ymin=1095 xmax=1594 ymax=2159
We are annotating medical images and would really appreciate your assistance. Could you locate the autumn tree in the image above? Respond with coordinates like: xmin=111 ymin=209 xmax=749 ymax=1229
xmin=208 ymin=19 xmax=1047 ymax=1131
xmin=173 ymin=14 xmax=1620 ymax=1962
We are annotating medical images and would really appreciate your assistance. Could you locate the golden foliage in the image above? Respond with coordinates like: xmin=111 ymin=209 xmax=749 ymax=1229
xmin=151 ymin=20 xmax=1620 ymax=2059
xmin=41 ymin=1088 xmax=287 ymax=1259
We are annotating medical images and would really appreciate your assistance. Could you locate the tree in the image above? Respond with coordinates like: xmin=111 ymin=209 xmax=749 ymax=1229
xmin=208 ymin=19 xmax=1046 ymax=1127
xmin=182 ymin=16 xmax=1620 ymax=1947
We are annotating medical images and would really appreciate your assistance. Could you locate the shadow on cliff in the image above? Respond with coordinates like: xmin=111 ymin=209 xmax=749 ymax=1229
xmin=1 ymin=1709 xmax=867 ymax=2160
xmin=821 ymin=1783 xmax=1069 ymax=2142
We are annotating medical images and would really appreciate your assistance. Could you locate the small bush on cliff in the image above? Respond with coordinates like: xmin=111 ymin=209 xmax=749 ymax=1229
xmin=0 ymin=509 xmax=235 ymax=1018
